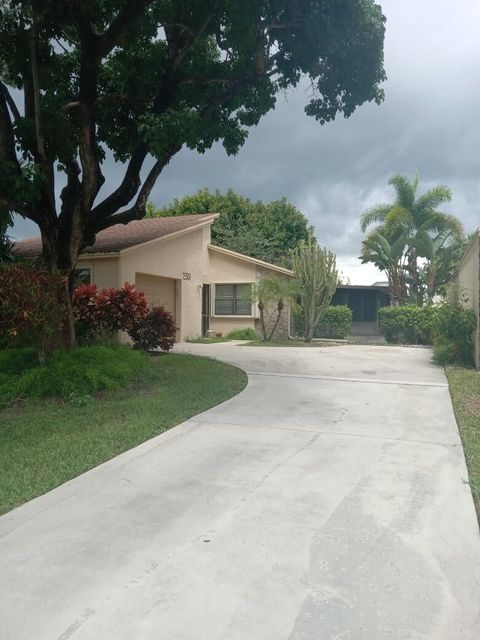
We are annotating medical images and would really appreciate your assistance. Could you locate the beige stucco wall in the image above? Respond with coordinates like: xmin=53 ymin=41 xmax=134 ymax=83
xmin=207 ymin=250 xmax=293 ymax=339
xmin=208 ymin=249 xmax=257 ymax=283
xmin=209 ymin=317 xmax=256 ymax=336
xmin=208 ymin=248 xmax=257 ymax=336
xmin=454 ymin=231 xmax=480 ymax=368
xmin=76 ymin=256 xmax=120 ymax=289
xmin=118 ymin=226 xmax=209 ymax=340
xmin=76 ymin=228 xmax=294 ymax=342
xmin=135 ymin=273 xmax=177 ymax=318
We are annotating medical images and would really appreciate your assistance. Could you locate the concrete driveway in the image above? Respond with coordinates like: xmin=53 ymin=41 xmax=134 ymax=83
xmin=1 ymin=344 xmax=479 ymax=640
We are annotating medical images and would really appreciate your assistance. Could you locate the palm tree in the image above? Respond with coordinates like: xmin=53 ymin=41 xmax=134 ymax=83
xmin=360 ymin=175 xmax=463 ymax=303
xmin=417 ymin=231 xmax=472 ymax=302
xmin=251 ymin=277 xmax=299 ymax=342
xmin=360 ymin=231 xmax=408 ymax=305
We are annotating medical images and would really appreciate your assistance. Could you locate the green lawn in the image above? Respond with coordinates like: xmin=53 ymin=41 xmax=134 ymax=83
xmin=446 ymin=368 xmax=480 ymax=519
xmin=0 ymin=353 xmax=247 ymax=515
xmin=243 ymin=339 xmax=339 ymax=347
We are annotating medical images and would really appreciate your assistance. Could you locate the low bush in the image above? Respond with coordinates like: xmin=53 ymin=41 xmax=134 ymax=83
xmin=0 ymin=345 xmax=147 ymax=407
xmin=129 ymin=306 xmax=176 ymax=352
xmin=0 ymin=262 xmax=68 ymax=360
xmin=225 ymin=328 xmax=259 ymax=340
xmin=72 ymin=283 xmax=147 ymax=344
xmin=378 ymin=306 xmax=438 ymax=344
xmin=315 ymin=306 xmax=352 ymax=339
xmin=433 ymin=302 xmax=476 ymax=366
xmin=0 ymin=347 xmax=38 ymax=376
xmin=292 ymin=305 xmax=352 ymax=339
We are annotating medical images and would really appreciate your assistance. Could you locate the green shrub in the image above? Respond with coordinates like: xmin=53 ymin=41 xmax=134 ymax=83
xmin=0 ymin=346 xmax=147 ymax=407
xmin=315 ymin=306 xmax=352 ymax=339
xmin=129 ymin=305 xmax=176 ymax=352
xmin=293 ymin=305 xmax=352 ymax=339
xmin=378 ymin=306 xmax=438 ymax=344
xmin=0 ymin=347 xmax=37 ymax=375
xmin=225 ymin=328 xmax=258 ymax=340
xmin=433 ymin=302 xmax=476 ymax=366
xmin=432 ymin=341 xmax=458 ymax=366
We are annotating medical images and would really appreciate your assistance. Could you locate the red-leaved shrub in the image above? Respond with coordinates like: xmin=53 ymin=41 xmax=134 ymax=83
xmin=0 ymin=262 xmax=68 ymax=362
xmin=72 ymin=282 xmax=147 ymax=343
xmin=128 ymin=305 xmax=177 ymax=352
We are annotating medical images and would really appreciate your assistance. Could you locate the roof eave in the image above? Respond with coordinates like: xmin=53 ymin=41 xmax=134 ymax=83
xmin=208 ymin=244 xmax=294 ymax=276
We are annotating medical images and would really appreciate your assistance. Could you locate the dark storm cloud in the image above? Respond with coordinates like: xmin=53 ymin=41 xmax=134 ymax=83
xmin=12 ymin=0 xmax=480 ymax=282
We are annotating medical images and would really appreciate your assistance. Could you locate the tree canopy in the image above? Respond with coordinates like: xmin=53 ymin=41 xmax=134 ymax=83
xmin=0 ymin=0 xmax=386 ymax=276
xmin=360 ymin=175 xmax=465 ymax=304
xmin=147 ymin=188 xmax=314 ymax=266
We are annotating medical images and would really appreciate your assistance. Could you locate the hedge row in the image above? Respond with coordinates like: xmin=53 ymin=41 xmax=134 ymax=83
xmin=379 ymin=303 xmax=476 ymax=366
xmin=293 ymin=305 xmax=352 ymax=340
xmin=378 ymin=306 xmax=438 ymax=345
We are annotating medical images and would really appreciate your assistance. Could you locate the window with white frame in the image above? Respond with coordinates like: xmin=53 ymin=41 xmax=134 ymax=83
xmin=214 ymin=284 xmax=252 ymax=315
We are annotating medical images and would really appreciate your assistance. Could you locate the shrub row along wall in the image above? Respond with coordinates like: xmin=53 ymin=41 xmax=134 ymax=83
xmin=379 ymin=303 xmax=476 ymax=366
xmin=293 ymin=305 xmax=352 ymax=340
xmin=378 ymin=306 xmax=437 ymax=345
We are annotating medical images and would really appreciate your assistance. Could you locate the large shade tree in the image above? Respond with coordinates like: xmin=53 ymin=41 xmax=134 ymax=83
xmin=0 ymin=0 xmax=386 ymax=342
xmin=147 ymin=189 xmax=314 ymax=266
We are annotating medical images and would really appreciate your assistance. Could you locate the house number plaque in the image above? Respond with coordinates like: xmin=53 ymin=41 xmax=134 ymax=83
xmin=183 ymin=272 xmax=191 ymax=280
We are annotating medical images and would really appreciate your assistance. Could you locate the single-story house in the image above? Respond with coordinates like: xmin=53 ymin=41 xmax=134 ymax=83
xmin=13 ymin=214 xmax=293 ymax=341
xmin=451 ymin=229 xmax=480 ymax=369
xmin=331 ymin=284 xmax=390 ymax=335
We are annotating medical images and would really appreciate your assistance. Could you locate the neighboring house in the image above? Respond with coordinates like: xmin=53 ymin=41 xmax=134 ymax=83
xmin=451 ymin=229 xmax=480 ymax=369
xmin=331 ymin=284 xmax=390 ymax=335
xmin=13 ymin=214 xmax=293 ymax=341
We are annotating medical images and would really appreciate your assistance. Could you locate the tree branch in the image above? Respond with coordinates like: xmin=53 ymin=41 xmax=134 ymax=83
xmin=0 ymin=86 xmax=20 ymax=168
xmin=98 ymin=0 xmax=156 ymax=59
xmin=91 ymin=143 xmax=148 ymax=219
xmin=0 ymin=82 xmax=20 ymax=123
xmin=92 ymin=144 xmax=181 ymax=233
xmin=59 ymin=159 xmax=81 ymax=218
xmin=0 ymin=197 xmax=40 ymax=224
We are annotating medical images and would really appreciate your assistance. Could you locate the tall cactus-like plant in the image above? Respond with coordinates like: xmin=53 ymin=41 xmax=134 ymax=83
xmin=291 ymin=239 xmax=338 ymax=342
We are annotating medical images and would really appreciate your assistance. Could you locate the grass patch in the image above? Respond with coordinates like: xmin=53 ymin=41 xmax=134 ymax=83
xmin=0 ymin=353 xmax=247 ymax=515
xmin=446 ymin=367 xmax=480 ymax=520
xmin=225 ymin=328 xmax=258 ymax=340
xmin=243 ymin=339 xmax=338 ymax=347
xmin=0 ymin=346 xmax=147 ymax=408
xmin=186 ymin=336 xmax=230 ymax=344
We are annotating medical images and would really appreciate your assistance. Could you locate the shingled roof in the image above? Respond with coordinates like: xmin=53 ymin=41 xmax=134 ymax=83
xmin=13 ymin=214 xmax=217 ymax=257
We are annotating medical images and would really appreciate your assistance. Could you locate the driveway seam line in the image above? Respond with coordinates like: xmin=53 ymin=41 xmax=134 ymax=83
xmin=188 ymin=419 xmax=457 ymax=448
xmin=245 ymin=371 xmax=448 ymax=388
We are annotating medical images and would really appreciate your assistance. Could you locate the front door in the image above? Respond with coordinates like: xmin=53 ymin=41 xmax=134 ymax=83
xmin=201 ymin=284 xmax=210 ymax=336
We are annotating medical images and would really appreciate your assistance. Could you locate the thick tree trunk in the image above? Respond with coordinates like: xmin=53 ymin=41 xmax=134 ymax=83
xmin=40 ymin=216 xmax=81 ymax=350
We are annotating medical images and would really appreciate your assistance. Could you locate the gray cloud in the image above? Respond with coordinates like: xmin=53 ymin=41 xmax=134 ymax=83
xmin=12 ymin=0 xmax=480 ymax=283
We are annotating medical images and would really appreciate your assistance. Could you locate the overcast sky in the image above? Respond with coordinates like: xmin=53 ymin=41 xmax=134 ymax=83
xmin=12 ymin=0 xmax=480 ymax=283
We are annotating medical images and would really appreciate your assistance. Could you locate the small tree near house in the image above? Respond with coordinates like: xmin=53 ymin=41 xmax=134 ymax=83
xmin=251 ymin=277 xmax=299 ymax=342
xmin=291 ymin=239 xmax=338 ymax=342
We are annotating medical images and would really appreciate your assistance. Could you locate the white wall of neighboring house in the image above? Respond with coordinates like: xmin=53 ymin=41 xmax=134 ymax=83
xmin=453 ymin=230 xmax=480 ymax=369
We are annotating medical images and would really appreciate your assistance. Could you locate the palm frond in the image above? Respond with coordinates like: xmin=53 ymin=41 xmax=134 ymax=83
xmin=413 ymin=185 xmax=452 ymax=218
xmin=384 ymin=204 xmax=412 ymax=235
xmin=360 ymin=204 xmax=391 ymax=232
xmin=388 ymin=175 xmax=416 ymax=210
xmin=429 ymin=211 xmax=463 ymax=238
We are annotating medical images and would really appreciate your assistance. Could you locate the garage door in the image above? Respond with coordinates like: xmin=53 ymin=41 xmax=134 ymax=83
xmin=135 ymin=273 xmax=176 ymax=320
